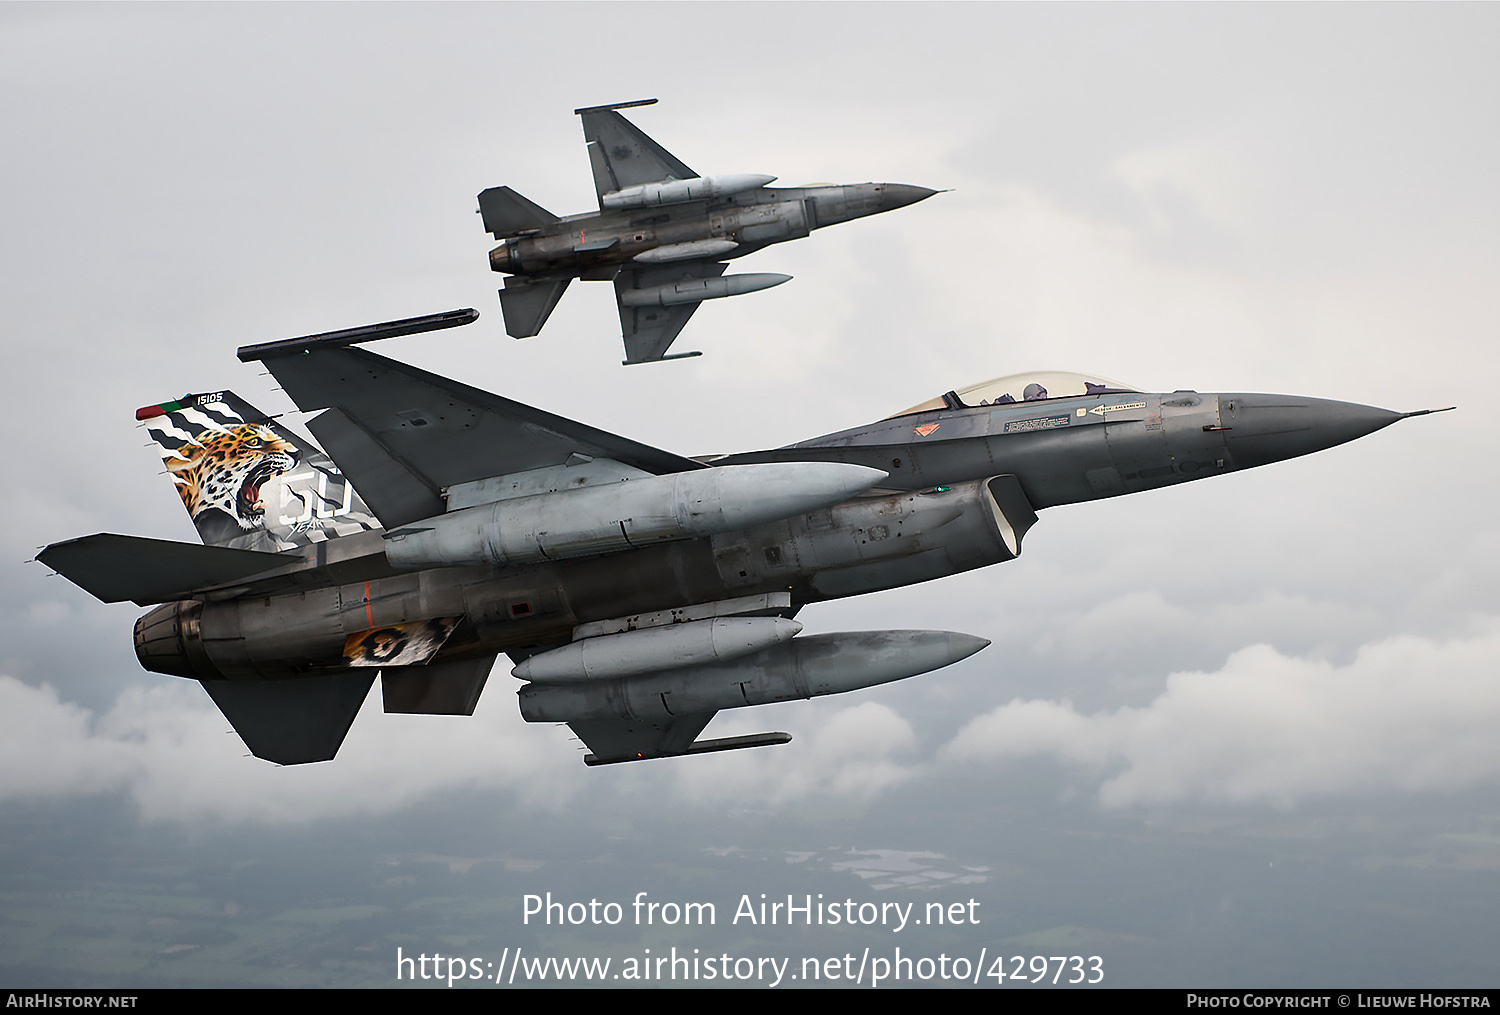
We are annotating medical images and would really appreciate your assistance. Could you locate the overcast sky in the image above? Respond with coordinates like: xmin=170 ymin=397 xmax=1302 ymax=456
xmin=2 ymin=3 xmax=1498 ymax=989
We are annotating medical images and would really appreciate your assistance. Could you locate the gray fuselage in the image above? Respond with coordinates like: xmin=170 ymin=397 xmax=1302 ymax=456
xmin=489 ymin=184 xmax=934 ymax=278
xmin=135 ymin=388 xmax=1400 ymax=683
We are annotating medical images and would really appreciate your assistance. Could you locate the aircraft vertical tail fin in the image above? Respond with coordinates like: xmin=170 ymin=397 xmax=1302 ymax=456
xmin=136 ymin=392 xmax=379 ymax=551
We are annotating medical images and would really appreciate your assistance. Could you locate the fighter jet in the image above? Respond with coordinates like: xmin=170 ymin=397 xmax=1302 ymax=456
xmin=36 ymin=310 xmax=1449 ymax=767
xmin=479 ymin=99 xmax=938 ymax=364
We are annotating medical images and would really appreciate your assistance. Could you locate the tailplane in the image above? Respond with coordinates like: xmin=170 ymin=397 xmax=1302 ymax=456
xmin=136 ymin=392 xmax=378 ymax=551
xmin=477 ymin=186 xmax=559 ymax=239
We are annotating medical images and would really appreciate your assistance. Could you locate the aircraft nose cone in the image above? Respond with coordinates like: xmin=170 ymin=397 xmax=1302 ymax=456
xmin=1220 ymin=393 xmax=1403 ymax=469
xmin=876 ymin=183 xmax=940 ymax=211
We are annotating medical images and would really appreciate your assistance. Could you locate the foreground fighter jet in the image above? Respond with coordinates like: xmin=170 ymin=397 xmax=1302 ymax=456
xmin=479 ymin=99 xmax=938 ymax=364
xmin=37 ymin=310 xmax=1447 ymax=766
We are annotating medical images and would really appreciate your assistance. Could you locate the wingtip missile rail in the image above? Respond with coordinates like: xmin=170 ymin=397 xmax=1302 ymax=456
xmin=236 ymin=308 xmax=479 ymax=363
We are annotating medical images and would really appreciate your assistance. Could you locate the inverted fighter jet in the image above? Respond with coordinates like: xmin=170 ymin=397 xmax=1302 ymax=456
xmin=37 ymin=310 xmax=1449 ymax=766
xmin=479 ymin=99 xmax=938 ymax=364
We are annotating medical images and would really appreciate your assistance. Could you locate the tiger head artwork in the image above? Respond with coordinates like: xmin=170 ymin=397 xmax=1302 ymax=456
xmin=167 ymin=424 xmax=300 ymax=533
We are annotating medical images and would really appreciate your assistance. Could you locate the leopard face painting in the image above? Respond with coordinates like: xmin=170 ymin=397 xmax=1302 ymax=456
xmin=168 ymin=425 xmax=300 ymax=530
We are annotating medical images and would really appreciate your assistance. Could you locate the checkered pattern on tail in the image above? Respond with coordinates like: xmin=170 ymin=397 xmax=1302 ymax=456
xmin=141 ymin=392 xmax=379 ymax=550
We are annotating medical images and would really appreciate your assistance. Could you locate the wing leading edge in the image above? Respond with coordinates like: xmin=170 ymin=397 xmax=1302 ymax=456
xmin=258 ymin=345 xmax=706 ymax=528
xmin=576 ymin=99 xmax=695 ymax=204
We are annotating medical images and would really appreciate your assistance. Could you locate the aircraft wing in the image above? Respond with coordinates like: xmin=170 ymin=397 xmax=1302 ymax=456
xmin=577 ymin=100 xmax=696 ymax=205
xmin=258 ymin=346 xmax=706 ymax=529
xmin=614 ymin=261 xmax=726 ymax=364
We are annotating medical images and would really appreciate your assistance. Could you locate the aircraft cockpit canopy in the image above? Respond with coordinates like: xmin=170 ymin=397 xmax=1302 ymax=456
xmin=887 ymin=371 xmax=1141 ymax=419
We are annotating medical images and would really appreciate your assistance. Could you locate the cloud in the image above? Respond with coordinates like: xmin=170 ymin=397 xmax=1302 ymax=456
xmin=0 ymin=678 xmax=138 ymax=798
xmin=0 ymin=672 xmax=928 ymax=822
xmin=0 ymin=674 xmax=583 ymax=823
xmin=943 ymin=620 xmax=1500 ymax=809
xmin=668 ymin=701 xmax=919 ymax=805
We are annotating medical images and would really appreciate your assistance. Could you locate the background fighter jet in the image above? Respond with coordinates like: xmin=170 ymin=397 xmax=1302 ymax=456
xmin=36 ymin=310 xmax=1447 ymax=767
xmin=478 ymin=99 xmax=938 ymax=364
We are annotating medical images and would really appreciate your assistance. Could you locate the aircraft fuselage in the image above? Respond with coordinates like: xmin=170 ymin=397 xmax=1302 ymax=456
xmin=134 ymin=388 xmax=1402 ymax=684
xmin=489 ymin=183 xmax=934 ymax=279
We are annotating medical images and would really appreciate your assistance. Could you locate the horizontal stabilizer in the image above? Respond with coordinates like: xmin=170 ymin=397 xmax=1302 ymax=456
xmin=478 ymin=186 xmax=559 ymax=240
xmin=202 ymin=672 xmax=374 ymax=765
xmin=499 ymin=277 xmax=571 ymax=338
xmin=37 ymin=533 xmax=305 ymax=605
xmin=382 ymin=654 xmax=497 ymax=715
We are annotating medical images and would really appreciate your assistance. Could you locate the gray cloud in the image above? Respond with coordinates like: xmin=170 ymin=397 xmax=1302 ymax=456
xmin=945 ymin=620 xmax=1500 ymax=809
xmin=3 ymin=4 xmax=1498 ymax=985
xmin=0 ymin=675 xmax=931 ymax=822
